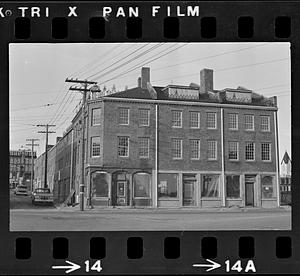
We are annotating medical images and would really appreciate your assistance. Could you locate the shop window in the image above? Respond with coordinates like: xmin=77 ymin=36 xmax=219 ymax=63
xmin=201 ymin=174 xmax=220 ymax=197
xmin=261 ymin=175 xmax=275 ymax=198
xmin=226 ymin=175 xmax=240 ymax=198
xmin=91 ymin=171 xmax=109 ymax=197
xmin=158 ymin=173 xmax=178 ymax=198
xmin=133 ymin=173 xmax=151 ymax=198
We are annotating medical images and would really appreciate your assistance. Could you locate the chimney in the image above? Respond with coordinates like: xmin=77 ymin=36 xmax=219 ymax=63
xmin=137 ymin=77 xmax=142 ymax=88
xmin=200 ymin=68 xmax=213 ymax=93
xmin=141 ymin=67 xmax=150 ymax=89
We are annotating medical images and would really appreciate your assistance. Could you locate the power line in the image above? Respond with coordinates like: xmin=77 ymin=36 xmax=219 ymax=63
xmin=11 ymin=103 xmax=58 ymax=112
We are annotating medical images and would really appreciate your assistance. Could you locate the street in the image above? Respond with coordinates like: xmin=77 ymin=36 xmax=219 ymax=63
xmin=10 ymin=191 xmax=291 ymax=231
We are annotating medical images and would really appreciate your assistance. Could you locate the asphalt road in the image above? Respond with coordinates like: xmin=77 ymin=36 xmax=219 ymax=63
xmin=10 ymin=191 xmax=291 ymax=231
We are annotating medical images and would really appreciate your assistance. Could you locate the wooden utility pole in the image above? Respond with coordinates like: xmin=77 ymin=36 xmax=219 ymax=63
xmin=26 ymin=138 xmax=39 ymax=192
xmin=65 ymin=78 xmax=97 ymax=211
xmin=37 ymin=124 xmax=56 ymax=188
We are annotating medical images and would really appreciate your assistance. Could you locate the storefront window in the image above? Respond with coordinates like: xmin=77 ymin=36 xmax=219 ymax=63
xmin=158 ymin=173 xmax=178 ymax=198
xmin=261 ymin=175 xmax=275 ymax=198
xmin=91 ymin=171 xmax=109 ymax=197
xmin=201 ymin=174 xmax=219 ymax=197
xmin=226 ymin=175 xmax=240 ymax=198
xmin=134 ymin=173 xmax=151 ymax=198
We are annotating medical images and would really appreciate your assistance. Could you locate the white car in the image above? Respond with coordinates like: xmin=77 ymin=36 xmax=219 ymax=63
xmin=31 ymin=188 xmax=54 ymax=205
xmin=14 ymin=185 xmax=28 ymax=196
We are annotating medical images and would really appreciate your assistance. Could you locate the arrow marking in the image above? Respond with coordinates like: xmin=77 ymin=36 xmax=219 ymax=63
xmin=52 ymin=260 xmax=81 ymax=274
xmin=193 ymin=259 xmax=221 ymax=272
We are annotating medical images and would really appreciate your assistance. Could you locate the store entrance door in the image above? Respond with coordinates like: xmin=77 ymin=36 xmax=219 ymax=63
xmin=245 ymin=175 xmax=255 ymax=206
xmin=183 ymin=174 xmax=196 ymax=206
xmin=116 ymin=180 xmax=127 ymax=206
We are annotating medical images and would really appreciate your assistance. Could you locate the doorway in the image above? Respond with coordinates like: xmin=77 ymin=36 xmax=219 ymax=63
xmin=183 ymin=174 xmax=196 ymax=206
xmin=245 ymin=175 xmax=256 ymax=206
xmin=116 ymin=181 xmax=127 ymax=206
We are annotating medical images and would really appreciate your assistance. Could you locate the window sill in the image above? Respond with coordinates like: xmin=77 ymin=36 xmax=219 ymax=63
xmin=206 ymin=128 xmax=217 ymax=130
xmin=261 ymin=198 xmax=277 ymax=200
xmin=190 ymin=158 xmax=200 ymax=161
xmin=172 ymin=158 xmax=183 ymax=160
xmin=158 ymin=197 xmax=179 ymax=201
xmin=207 ymin=159 xmax=218 ymax=161
xmin=172 ymin=126 xmax=182 ymax=128
xmin=226 ymin=198 xmax=242 ymax=200
xmin=201 ymin=197 xmax=221 ymax=200
xmin=245 ymin=160 xmax=255 ymax=162
xmin=262 ymin=160 xmax=272 ymax=163
xmin=91 ymin=156 xmax=101 ymax=158
xmin=139 ymin=125 xmax=150 ymax=127
xmin=139 ymin=157 xmax=150 ymax=159
xmin=228 ymin=129 xmax=238 ymax=131
xmin=190 ymin=127 xmax=200 ymax=129
xmin=118 ymin=156 xmax=129 ymax=158
xmin=134 ymin=197 xmax=151 ymax=199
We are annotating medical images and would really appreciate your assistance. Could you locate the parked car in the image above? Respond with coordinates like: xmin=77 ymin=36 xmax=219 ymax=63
xmin=31 ymin=188 xmax=54 ymax=205
xmin=14 ymin=185 xmax=28 ymax=196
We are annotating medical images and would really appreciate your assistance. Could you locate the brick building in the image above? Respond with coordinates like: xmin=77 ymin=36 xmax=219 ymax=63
xmin=34 ymin=67 xmax=280 ymax=208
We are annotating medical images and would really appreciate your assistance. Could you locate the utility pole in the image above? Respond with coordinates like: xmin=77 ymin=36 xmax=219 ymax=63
xmin=37 ymin=124 xmax=56 ymax=188
xmin=26 ymin=138 xmax=39 ymax=192
xmin=65 ymin=78 xmax=97 ymax=211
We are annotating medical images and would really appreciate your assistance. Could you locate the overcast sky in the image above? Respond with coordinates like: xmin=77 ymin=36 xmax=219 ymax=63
xmin=9 ymin=42 xmax=291 ymax=161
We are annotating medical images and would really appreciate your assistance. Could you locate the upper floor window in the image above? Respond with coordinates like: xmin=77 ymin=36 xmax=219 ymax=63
xmin=118 ymin=107 xmax=129 ymax=125
xmin=172 ymin=110 xmax=182 ymax=128
xmin=91 ymin=108 xmax=101 ymax=126
xmin=190 ymin=139 xmax=200 ymax=160
xmin=91 ymin=136 xmax=101 ymax=157
xmin=138 ymin=137 xmax=150 ymax=158
xmin=189 ymin=111 xmax=200 ymax=128
xmin=244 ymin=114 xmax=254 ymax=130
xmin=171 ymin=138 xmax=182 ymax=159
xmin=228 ymin=113 xmax=238 ymax=130
xmin=207 ymin=140 xmax=217 ymax=160
xmin=118 ymin=136 xmax=129 ymax=157
xmin=206 ymin=112 xmax=217 ymax=129
xmin=260 ymin=115 xmax=270 ymax=131
xmin=228 ymin=141 xmax=239 ymax=160
xmin=245 ymin=142 xmax=255 ymax=161
xmin=139 ymin=108 xmax=150 ymax=126
xmin=261 ymin=142 xmax=271 ymax=161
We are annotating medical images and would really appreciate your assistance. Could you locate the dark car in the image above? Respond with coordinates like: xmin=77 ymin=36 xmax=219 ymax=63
xmin=14 ymin=185 xmax=28 ymax=196
xmin=31 ymin=188 xmax=54 ymax=205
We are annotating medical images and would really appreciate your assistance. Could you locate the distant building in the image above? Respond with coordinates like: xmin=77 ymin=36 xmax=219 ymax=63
xmin=280 ymin=151 xmax=291 ymax=205
xmin=34 ymin=67 xmax=281 ymax=208
xmin=9 ymin=149 xmax=37 ymax=189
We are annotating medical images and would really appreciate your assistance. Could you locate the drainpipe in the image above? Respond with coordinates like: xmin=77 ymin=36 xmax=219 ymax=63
xmin=69 ymin=129 xmax=74 ymax=202
xmin=274 ymin=110 xmax=280 ymax=207
xmin=154 ymin=104 xmax=158 ymax=207
xmin=221 ymin=108 xmax=226 ymax=207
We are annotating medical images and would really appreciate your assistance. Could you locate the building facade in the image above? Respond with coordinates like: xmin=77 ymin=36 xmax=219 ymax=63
xmin=34 ymin=67 xmax=281 ymax=208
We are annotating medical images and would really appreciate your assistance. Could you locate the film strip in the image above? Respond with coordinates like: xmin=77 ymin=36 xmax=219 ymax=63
xmin=0 ymin=1 xmax=298 ymax=275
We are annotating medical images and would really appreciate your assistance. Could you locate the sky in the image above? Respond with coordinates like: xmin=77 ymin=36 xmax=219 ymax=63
xmin=9 ymin=42 xmax=291 ymax=161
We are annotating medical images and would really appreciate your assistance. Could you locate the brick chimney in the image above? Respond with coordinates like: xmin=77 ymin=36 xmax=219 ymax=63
xmin=200 ymin=68 xmax=213 ymax=93
xmin=141 ymin=67 xmax=150 ymax=89
xmin=137 ymin=77 xmax=142 ymax=88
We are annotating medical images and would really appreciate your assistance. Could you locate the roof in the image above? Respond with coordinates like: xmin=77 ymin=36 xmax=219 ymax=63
xmin=281 ymin=151 xmax=291 ymax=164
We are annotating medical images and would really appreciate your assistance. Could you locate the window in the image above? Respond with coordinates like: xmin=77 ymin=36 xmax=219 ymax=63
xmin=91 ymin=137 xmax=100 ymax=157
xmin=118 ymin=107 xmax=129 ymax=125
xmin=133 ymin=173 xmax=151 ymax=197
xmin=201 ymin=174 xmax=219 ymax=197
xmin=207 ymin=140 xmax=217 ymax=160
xmin=206 ymin=112 xmax=217 ymax=129
xmin=228 ymin=141 xmax=238 ymax=160
xmin=172 ymin=138 xmax=182 ymax=159
xmin=189 ymin=111 xmax=200 ymax=128
xmin=261 ymin=143 xmax=271 ymax=161
xmin=260 ymin=115 xmax=270 ymax=131
xmin=91 ymin=108 xmax=101 ymax=126
xmin=139 ymin=108 xmax=150 ymax=126
xmin=244 ymin=114 xmax=254 ymax=130
xmin=226 ymin=175 xmax=240 ymax=198
xmin=172 ymin=110 xmax=182 ymax=127
xmin=118 ymin=136 xmax=129 ymax=157
xmin=138 ymin=137 xmax=149 ymax=158
xmin=261 ymin=175 xmax=275 ymax=198
xmin=158 ymin=173 xmax=178 ymax=198
xmin=190 ymin=139 xmax=200 ymax=159
xmin=245 ymin=142 xmax=255 ymax=161
xmin=228 ymin=113 xmax=238 ymax=130
xmin=91 ymin=172 xmax=108 ymax=197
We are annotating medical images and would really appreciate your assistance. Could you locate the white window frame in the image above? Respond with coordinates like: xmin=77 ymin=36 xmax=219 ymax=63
xmin=228 ymin=141 xmax=239 ymax=161
xmin=91 ymin=108 xmax=101 ymax=126
xmin=138 ymin=137 xmax=150 ymax=158
xmin=207 ymin=140 xmax=217 ymax=160
xmin=138 ymin=108 xmax=150 ymax=127
xmin=118 ymin=107 xmax=130 ymax=125
xmin=118 ymin=136 xmax=129 ymax=157
xmin=189 ymin=111 xmax=200 ymax=129
xmin=206 ymin=112 xmax=217 ymax=129
xmin=261 ymin=142 xmax=271 ymax=161
xmin=245 ymin=141 xmax=255 ymax=161
xmin=171 ymin=138 xmax=183 ymax=159
xmin=228 ymin=113 xmax=238 ymax=130
xmin=91 ymin=136 xmax=101 ymax=158
xmin=260 ymin=115 xmax=270 ymax=132
xmin=171 ymin=110 xmax=183 ymax=128
xmin=244 ymin=114 xmax=254 ymax=131
xmin=190 ymin=139 xmax=201 ymax=160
